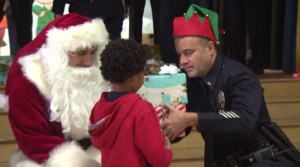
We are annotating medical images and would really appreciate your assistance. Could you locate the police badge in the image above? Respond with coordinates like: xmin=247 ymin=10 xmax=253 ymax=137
xmin=216 ymin=90 xmax=225 ymax=111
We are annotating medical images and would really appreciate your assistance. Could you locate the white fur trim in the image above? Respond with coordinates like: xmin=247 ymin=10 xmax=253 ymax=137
xmin=10 ymin=151 xmax=43 ymax=167
xmin=46 ymin=19 xmax=109 ymax=54
xmin=0 ymin=93 xmax=9 ymax=112
xmin=9 ymin=144 xmax=101 ymax=167
xmin=46 ymin=142 xmax=100 ymax=167
xmin=19 ymin=55 xmax=52 ymax=100
xmin=86 ymin=145 xmax=101 ymax=162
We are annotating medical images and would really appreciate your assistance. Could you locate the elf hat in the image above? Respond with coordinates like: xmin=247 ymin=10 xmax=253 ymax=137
xmin=173 ymin=4 xmax=219 ymax=42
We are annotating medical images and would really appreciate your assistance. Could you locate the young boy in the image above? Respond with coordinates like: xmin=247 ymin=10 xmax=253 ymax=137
xmin=89 ymin=39 xmax=172 ymax=167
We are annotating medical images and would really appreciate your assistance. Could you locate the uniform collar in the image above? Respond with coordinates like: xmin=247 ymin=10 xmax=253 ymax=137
xmin=202 ymin=53 xmax=224 ymax=90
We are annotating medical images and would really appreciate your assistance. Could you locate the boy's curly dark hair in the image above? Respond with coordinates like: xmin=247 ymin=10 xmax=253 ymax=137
xmin=100 ymin=39 xmax=147 ymax=83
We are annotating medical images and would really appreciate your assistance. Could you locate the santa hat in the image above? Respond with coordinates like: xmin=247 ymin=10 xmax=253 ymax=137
xmin=173 ymin=4 xmax=219 ymax=42
xmin=4 ymin=13 xmax=109 ymax=96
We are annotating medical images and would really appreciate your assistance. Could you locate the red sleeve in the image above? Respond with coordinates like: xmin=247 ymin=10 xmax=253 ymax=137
xmin=8 ymin=76 xmax=65 ymax=163
xmin=135 ymin=102 xmax=172 ymax=167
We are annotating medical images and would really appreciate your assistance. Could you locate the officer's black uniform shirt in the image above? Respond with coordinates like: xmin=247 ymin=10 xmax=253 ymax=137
xmin=186 ymin=54 xmax=272 ymax=161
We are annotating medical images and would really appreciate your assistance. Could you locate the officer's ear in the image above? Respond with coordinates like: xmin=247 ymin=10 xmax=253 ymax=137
xmin=206 ymin=40 xmax=215 ymax=54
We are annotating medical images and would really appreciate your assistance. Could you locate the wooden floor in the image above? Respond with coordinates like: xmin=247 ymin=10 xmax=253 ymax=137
xmin=0 ymin=71 xmax=299 ymax=167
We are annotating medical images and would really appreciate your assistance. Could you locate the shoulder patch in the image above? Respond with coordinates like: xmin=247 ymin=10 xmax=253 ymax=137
xmin=219 ymin=111 xmax=240 ymax=119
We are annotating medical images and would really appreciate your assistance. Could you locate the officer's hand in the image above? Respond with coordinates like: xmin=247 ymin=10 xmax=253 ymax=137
xmin=160 ymin=104 xmax=187 ymax=141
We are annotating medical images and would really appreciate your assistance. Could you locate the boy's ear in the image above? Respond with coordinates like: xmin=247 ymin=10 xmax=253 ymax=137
xmin=129 ymin=75 xmax=136 ymax=82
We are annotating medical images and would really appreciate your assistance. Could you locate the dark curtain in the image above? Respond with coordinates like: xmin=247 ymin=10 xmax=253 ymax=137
xmin=270 ymin=0 xmax=284 ymax=69
xmin=297 ymin=1 xmax=300 ymax=73
xmin=282 ymin=0 xmax=297 ymax=73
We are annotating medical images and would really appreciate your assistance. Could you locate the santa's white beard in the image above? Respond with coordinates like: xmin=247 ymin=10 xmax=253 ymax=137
xmin=48 ymin=64 xmax=110 ymax=140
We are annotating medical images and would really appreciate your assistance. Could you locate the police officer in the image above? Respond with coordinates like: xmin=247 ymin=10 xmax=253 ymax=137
xmin=161 ymin=4 xmax=299 ymax=167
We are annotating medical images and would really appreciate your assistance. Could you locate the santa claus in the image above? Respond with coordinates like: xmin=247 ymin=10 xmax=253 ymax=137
xmin=3 ymin=13 xmax=111 ymax=167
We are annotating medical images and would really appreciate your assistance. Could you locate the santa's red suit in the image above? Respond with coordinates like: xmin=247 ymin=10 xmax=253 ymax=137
xmin=3 ymin=13 xmax=111 ymax=167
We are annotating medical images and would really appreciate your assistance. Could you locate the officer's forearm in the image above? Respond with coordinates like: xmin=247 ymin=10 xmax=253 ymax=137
xmin=183 ymin=112 xmax=198 ymax=127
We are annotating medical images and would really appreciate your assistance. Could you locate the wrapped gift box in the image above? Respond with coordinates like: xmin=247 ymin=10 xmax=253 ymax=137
xmin=137 ymin=72 xmax=188 ymax=105
xmin=154 ymin=104 xmax=186 ymax=138
xmin=138 ymin=72 xmax=188 ymax=139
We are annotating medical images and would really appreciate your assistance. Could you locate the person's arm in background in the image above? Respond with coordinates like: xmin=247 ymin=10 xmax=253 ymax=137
xmin=32 ymin=4 xmax=44 ymax=17
xmin=122 ymin=0 xmax=129 ymax=18
xmin=52 ymin=0 xmax=66 ymax=18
